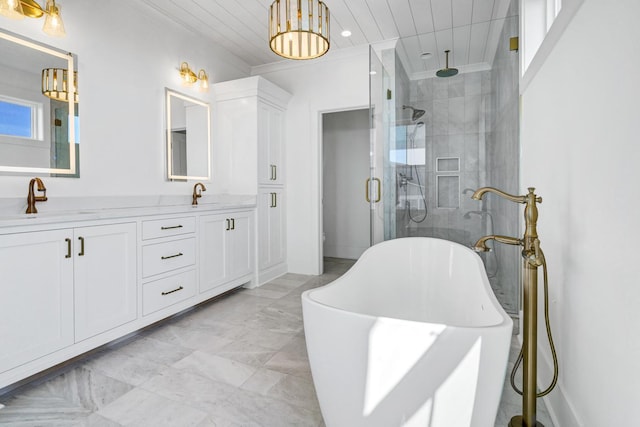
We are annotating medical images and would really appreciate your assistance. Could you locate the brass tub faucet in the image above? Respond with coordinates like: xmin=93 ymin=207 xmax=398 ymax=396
xmin=26 ymin=177 xmax=48 ymax=214
xmin=192 ymin=182 xmax=206 ymax=205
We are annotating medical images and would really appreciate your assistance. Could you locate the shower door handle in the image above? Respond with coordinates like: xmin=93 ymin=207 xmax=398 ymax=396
xmin=365 ymin=178 xmax=382 ymax=203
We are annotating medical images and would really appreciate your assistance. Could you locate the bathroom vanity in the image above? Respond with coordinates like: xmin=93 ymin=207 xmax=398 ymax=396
xmin=0 ymin=196 xmax=255 ymax=391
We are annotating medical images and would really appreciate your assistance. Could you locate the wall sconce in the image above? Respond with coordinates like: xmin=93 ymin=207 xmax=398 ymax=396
xmin=0 ymin=0 xmax=66 ymax=37
xmin=42 ymin=67 xmax=78 ymax=102
xmin=179 ymin=62 xmax=209 ymax=92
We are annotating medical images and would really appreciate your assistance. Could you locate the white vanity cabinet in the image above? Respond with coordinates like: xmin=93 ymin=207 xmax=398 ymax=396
xmin=0 ymin=222 xmax=136 ymax=375
xmin=258 ymin=188 xmax=286 ymax=272
xmin=199 ymin=210 xmax=254 ymax=294
xmin=0 ymin=200 xmax=256 ymax=391
xmin=74 ymin=223 xmax=137 ymax=342
xmin=140 ymin=216 xmax=197 ymax=316
xmin=0 ymin=230 xmax=74 ymax=375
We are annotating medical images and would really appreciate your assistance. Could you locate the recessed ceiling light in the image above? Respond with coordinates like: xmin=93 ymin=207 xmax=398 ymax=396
xmin=420 ymin=52 xmax=433 ymax=59
xmin=341 ymin=30 xmax=352 ymax=37
xmin=369 ymin=70 xmax=377 ymax=75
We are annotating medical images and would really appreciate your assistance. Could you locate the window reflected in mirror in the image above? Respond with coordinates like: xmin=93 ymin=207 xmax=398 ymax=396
xmin=0 ymin=30 xmax=79 ymax=177
xmin=166 ymin=88 xmax=210 ymax=181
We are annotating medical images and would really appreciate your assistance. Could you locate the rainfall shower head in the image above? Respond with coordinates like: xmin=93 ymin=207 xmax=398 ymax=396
xmin=402 ymin=105 xmax=426 ymax=121
xmin=436 ymin=50 xmax=459 ymax=78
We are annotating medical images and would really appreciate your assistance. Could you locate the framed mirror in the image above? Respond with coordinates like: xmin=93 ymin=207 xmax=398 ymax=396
xmin=0 ymin=30 xmax=79 ymax=177
xmin=166 ymin=88 xmax=211 ymax=181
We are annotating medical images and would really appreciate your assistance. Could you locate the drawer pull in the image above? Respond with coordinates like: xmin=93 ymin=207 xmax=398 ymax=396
xmin=161 ymin=252 xmax=183 ymax=260
xmin=160 ymin=225 xmax=183 ymax=230
xmin=161 ymin=286 xmax=184 ymax=296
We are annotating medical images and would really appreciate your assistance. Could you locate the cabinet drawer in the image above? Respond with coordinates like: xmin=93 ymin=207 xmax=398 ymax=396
xmin=142 ymin=238 xmax=196 ymax=278
xmin=143 ymin=270 xmax=196 ymax=316
xmin=142 ymin=216 xmax=195 ymax=240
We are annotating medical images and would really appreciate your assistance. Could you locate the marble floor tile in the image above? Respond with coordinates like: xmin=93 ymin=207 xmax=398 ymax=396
xmin=205 ymin=387 xmax=322 ymax=427
xmin=143 ymin=324 xmax=235 ymax=354
xmin=97 ymin=388 xmax=207 ymax=426
xmin=214 ymin=339 xmax=278 ymax=367
xmin=116 ymin=336 xmax=193 ymax=367
xmin=82 ymin=349 xmax=168 ymax=387
xmin=140 ymin=367 xmax=237 ymax=413
xmin=172 ymin=351 xmax=257 ymax=388
xmin=0 ymin=366 xmax=133 ymax=425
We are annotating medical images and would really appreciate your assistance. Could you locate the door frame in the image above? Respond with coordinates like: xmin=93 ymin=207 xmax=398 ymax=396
xmin=317 ymin=105 xmax=370 ymax=274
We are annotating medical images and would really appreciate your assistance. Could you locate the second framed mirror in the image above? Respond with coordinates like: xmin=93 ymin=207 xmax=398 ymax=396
xmin=166 ymin=88 xmax=211 ymax=181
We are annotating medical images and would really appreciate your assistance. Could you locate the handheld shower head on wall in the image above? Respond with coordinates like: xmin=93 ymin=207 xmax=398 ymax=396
xmin=402 ymin=105 xmax=425 ymax=121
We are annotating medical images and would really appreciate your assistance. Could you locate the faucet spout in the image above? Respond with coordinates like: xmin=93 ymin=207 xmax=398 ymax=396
xmin=26 ymin=177 xmax=47 ymax=214
xmin=192 ymin=182 xmax=207 ymax=205
xmin=473 ymin=234 xmax=523 ymax=252
xmin=471 ymin=186 xmax=527 ymax=203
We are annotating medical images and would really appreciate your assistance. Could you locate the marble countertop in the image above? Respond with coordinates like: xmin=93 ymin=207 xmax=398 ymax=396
xmin=0 ymin=194 xmax=256 ymax=229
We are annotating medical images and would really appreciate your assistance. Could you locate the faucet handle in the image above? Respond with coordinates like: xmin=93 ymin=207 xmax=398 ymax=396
xmin=526 ymin=238 xmax=544 ymax=267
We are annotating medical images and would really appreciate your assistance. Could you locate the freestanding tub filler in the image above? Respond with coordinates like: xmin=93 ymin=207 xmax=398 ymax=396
xmin=302 ymin=237 xmax=513 ymax=427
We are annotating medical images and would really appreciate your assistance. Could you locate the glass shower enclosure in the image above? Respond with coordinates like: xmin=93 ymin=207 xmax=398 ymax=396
xmin=368 ymin=12 xmax=521 ymax=316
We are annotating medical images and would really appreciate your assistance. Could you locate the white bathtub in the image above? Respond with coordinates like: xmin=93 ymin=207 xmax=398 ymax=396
xmin=302 ymin=237 xmax=513 ymax=427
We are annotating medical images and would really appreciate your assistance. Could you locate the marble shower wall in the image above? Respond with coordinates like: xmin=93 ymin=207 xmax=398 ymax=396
xmin=395 ymin=69 xmax=491 ymax=248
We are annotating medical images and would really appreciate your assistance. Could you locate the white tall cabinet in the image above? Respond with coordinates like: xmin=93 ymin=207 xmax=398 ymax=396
xmin=214 ymin=76 xmax=291 ymax=285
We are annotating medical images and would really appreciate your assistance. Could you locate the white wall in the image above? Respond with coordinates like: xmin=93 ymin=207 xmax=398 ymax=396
xmin=253 ymin=46 xmax=370 ymax=274
xmin=520 ymin=0 xmax=640 ymax=425
xmin=0 ymin=0 xmax=250 ymax=198
xmin=322 ymin=109 xmax=370 ymax=260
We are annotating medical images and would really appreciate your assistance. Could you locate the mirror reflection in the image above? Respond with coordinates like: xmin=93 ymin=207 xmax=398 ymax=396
xmin=166 ymin=89 xmax=210 ymax=181
xmin=0 ymin=30 xmax=79 ymax=177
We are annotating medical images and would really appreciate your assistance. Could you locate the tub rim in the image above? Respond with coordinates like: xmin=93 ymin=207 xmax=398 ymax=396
xmin=304 ymin=237 xmax=513 ymax=330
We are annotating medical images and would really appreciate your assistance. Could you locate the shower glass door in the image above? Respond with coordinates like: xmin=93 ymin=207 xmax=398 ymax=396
xmin=368 ymin=46 xmax=394 ymax=245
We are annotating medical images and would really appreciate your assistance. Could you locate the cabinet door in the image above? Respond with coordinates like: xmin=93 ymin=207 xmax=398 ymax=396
xmin=258 ymin=102 xmax=284 ymax=185
xmin=0 ymin=230 xmax=73 ymax=373
xmin=258 ymin=189 xmax=286 ymax=270
xmin=74 ymin=223 xmax=137 ymax=342
xmin=227 ymin=211 xmax=254 ymax=280
xmin=199 ymin=214 xmax=229 ymax=293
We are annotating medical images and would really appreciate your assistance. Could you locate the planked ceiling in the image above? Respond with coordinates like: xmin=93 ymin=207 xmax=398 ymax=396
xmin=138 ymin=0 xmax=516 ymax=77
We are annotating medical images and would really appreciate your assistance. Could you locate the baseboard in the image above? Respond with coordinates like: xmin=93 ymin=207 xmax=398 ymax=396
xmin=537 ymin=341 xmax=584 ymax=427
xmin=517 ymin=309 xmax=583 ymax=427
xmin=257 ymin=262 xmax=287 ymax=286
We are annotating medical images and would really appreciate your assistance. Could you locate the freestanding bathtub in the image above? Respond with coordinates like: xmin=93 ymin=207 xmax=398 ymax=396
xmin=302 ymin=237 xmax=513 ymax=427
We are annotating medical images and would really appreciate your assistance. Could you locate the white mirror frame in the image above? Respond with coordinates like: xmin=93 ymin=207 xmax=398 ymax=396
xmin=165 ymin=89 xmax=211 ymax=181
xmin=0 ymin=30 xmax=76 ymax=176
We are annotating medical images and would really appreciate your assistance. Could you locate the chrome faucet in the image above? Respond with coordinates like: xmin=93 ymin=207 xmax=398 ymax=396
xmin=192 ymin=182 xmax=206 ymax=205
xmin=26 ymin=177 xmax=48 ymax=214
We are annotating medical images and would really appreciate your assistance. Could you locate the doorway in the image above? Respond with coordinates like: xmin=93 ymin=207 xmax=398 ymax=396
xmin=321 ymin=109 xmax=370 ymax=262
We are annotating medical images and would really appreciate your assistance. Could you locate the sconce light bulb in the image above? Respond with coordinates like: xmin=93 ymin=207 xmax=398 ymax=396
xmin=198 ymin=69 xmax=209 ymax=92
xmin=43 ymin=1 xmax=66 ymax=37
xmin=0 ymin=0 xmax=25 ymax=20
